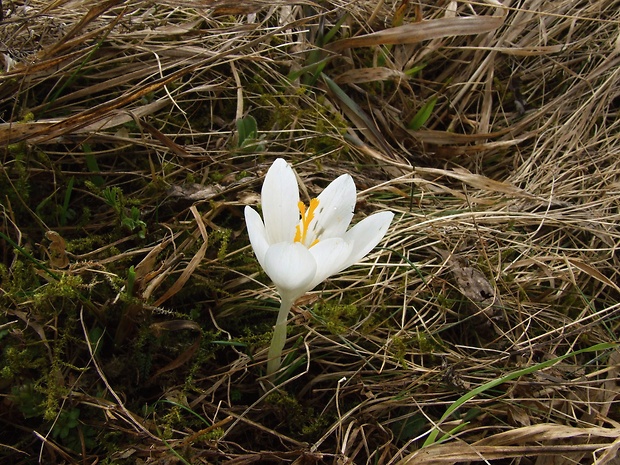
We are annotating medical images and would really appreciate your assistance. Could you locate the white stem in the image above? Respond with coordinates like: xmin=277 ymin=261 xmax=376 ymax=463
xmin=266 ymin=296 xmax=294 ymax=378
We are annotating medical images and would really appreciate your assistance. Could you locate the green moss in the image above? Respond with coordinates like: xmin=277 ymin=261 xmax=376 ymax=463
xmin=43 ymin=364 xmax=68 ymax=420
xmin=1 ymin=345 xmax=47 ymax=382
xmin=33 ymin=274 xmax=84 ymax=317
xmin=210 ymin=171 xmax=225 ymax=183
xmin=415 ymin=331 xmax=443 ymax=352
xmin=41 ymin=303 xmax=82 ymax=421
xmin=182 ymin=332 xmax=220 ymax=391
xmin=2 ymin=147 xmax=31 ymax=205
xmin=200 ymin=427 xmax=224 ymax=441
xmin=143 ymin=175 xmax=169 ymax=197
xmin=108 ymin=246 xmax=121 ymax=258
xmin=65 ymin=234 xmax=108 ymax=255
xmin=300 ymin=415 xmax=330 ymax=439
xmin=130 ymin=324 xmax=156 ymax=381
xmin=212 ymin=228 xmax=231 ymax=261
xmin=0 ymin=261 xmax=37 ymax=301
xmin=75 ymin=206 xmax=92 ymax=228
xmin=6 ymin=142 xmax=26 ymax=154
xmin=182 ymin=171 xmax=196 ymax=184
xmin=265 ymin=390 xmax=304 ymax=419
xmin=391 ymin=336 xmax=409 ymax=367
xmin=21 ymin=111 xmax=35 ymax=122
xmin=390 ymin=332 xmax=444 ymax=368
xmin=264 ymin=390 xmax=328 ymax=440
xmin=159 ymin=406 xmax=181 ymax=439
xmin=237 ymin=326 xmax=272 ymax=349
xmin=312 ymin=301 xmax=362 ymax=334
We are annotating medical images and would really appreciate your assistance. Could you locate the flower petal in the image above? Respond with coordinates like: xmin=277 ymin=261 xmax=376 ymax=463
xmin=244 ymin=206 xmax=269 ymax=269
xmin=264 ymin=242 xmax=317 ymax=302
xmin=312 ymin=174 xmax=356 ymax=240
xmin=307 ymin=238 xmax=353 ymax=290
xmin=261 ymin=158 xmax=300 ymax=244
xmin=341 ymin=211 xmax=394 ymax=270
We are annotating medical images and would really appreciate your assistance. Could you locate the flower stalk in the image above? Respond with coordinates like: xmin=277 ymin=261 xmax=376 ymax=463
xmin=266 ymin=296 xmax=294 ymax=377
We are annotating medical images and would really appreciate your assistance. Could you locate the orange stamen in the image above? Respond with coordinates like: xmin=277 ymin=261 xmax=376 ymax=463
xmin=294 ymin=198 xmax=320 ymax=246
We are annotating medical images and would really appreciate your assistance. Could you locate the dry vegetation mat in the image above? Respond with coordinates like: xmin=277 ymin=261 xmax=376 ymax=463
xmin=1 ymin=0 xmax=619 ymax=463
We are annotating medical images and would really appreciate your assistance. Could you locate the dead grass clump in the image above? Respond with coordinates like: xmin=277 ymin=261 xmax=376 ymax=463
xmin=1 ymin=0 xmax=619 ymax=464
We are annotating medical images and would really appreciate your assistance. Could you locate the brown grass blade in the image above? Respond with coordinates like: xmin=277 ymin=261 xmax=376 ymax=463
xmin=566 ymin=258 xmax=620 ymax=293
xmin=334 ymin=67 xmax=407 ymax=85
xmin=595 ymin=436 xmax=620 ymax=465
xmin=415 ymin=166 xmax=536 ymax=198
xmin=398 ymin=425 xmax=620 ymax=465
xmin=153 ymin=206 xmax=208 ymax=307
xmin=327 ymin=15 xmax=505 ymax=52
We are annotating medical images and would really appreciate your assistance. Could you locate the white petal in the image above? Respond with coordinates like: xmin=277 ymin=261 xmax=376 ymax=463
xmin=307 ymin=238 xmax=353 ymax=290
xmin=244 ymin=206 xmax=269 ymax=269
xmin=264 ymin=242 xmax=317 ymax=301
xmin=341 ymin=211 xmax=394 ymax=270
xmin=312 ymin=174 xmax=356 ymax=239
xmin=261 ymin=158 xmax=300 ymax=244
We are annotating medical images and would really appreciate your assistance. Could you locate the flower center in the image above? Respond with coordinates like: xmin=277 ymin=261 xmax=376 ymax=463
xmin=294 ymin=198 xmax=320 ymax=248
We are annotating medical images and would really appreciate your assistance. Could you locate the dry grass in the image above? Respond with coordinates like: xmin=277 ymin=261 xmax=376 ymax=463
xmin=1 ymin=0 xmax=619 ymax=463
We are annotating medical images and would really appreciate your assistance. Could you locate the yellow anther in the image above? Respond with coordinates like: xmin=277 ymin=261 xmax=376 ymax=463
xmin=294 ymin=198 xmax=320 ymax=246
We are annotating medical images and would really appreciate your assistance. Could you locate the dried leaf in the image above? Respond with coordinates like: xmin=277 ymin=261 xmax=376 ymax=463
xmin=167 ymin=183 xmax=222 ymax=201
xmin=567 ymin=258 xmax=620 ymax=293
xmin=334 ymin=67 xmax=407 ymax=85
xmin=150 ymin=320 xmax=201 ymax=337
xmin=434 ymin=248 xmax=496 ymax=304
xmin=138 ymin=119 xmax=193 ymax=158
xmin=417 ymin=166 xmax=535 ymax=198
xmin=507 ymin=405 xmax=532 ymax=427
xmin=328 ymin=15 xmax=504 ymax=52
xmin=133 ymin=237 xmax=173 ymax=294
xmin=595 ymin=437 xmax=620 ymax=465
xmin=45 ymin=230 xmax=69 ymax=269
xmin=399 ymin=424 xmax=620 ymax=465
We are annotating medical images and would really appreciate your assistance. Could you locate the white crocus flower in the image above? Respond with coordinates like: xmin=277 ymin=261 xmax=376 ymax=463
xmin=244 ymin=158 xmax=394 ymax=377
